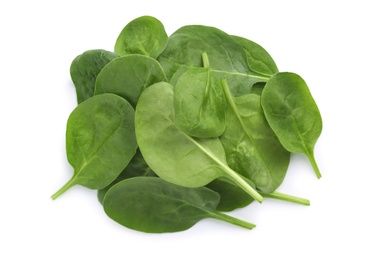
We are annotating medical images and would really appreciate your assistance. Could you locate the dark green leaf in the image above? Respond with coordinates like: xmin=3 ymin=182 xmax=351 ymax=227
xmin=97 ymin=149 xmax=156 ymax=204
xmin=220 ymin=79 xmax=290 ymax=193
xmin=158 ymin=25 xmax=269 ymax=96
xmin=70 ymin=49 xmax=118 ymax=103
xmin=114 ymin=16 xmax=168 ymax=58
xmin=94 ymin=54 xmax=167 ymax=107
xmin=51 ymin=94 xmax=137 ymax=199
xmin=232 ymin=36 xmax=278 ymax=76
xmin=261 ymin=72 xmax=323 ymax=178
xmin=103 ymin=177 xmax=255 ymax=233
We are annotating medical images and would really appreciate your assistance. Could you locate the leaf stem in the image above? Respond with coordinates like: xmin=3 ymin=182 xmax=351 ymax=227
xmin=261 ymin=191 xmax=310 ymax=206
xmin=222 ymin=167 xmax=264 ymax=203
xmin=212 ymin=211 xmax=256 ymax=230
xmin=201 ymin=52 xmax=210 ymax=68
xmin=307 ymin=151 xmax=322 ymax=179
xmin=185 ymin=134 xmax=264 ymax=203
xmin=51 ymin=176 xmax=77 ymax=200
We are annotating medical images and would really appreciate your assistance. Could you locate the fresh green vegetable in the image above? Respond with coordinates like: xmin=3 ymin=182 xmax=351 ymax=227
xmin=135 ymin=82 xmax=263 ymax=203
xmin=70 ymin=49 xmax=118 ymax=103
xmin=52 ymin=93 xmax=137 ymax=199
xmin=114 ymin=16 xmax=168 ymax=59
xmin=207 ymin=177 xmax=253 ymax=211
xmin=103 ymin=177 xmax=255 ymax=233
xmin=94 ymin=54 xmax=167 ymax=107
xmin=97 ymin=149 xmax=156 ymax=204
xmin=232 ymin=36 xmax=278 ymax=76
xmin=158 ymin=25 xmax=269 ymax=96
xmin=220 ymin=79 xmax=290 ymax=193
xmin=173 ymin=53 xmax=226 ymax=138
xmin=261 ymin=72 xmax=323 ymax=178
xmin=54 ymin=15 xmax=322 ymax=233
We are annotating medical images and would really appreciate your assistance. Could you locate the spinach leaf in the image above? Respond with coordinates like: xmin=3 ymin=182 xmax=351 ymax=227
xmin=70 ymin=49 xmax=118 ymax=103
xmin=135 ymin=82 xmax=263 ymax=202
xmin=220 ymin=79 xmax=290 ymax=193
xmin=94 ymin=54 xmax=167 ymax=108
xmin=209 ymin=177 xmax=310 ymax=212
xmin=232 ymin=36 xmax=278 ymax=76
xmin=51 ymin=93 xmax=138 ymax=199
xmin=114 ymin=16 xmax=168 ymax=59
xmin=158 ymin=25 xmax=269 ymax=96
xmin=261 ymin=72 xmax=323 ymax=178
xmin=173 ymin=53 xmax=226 ymax=138
xmin=207 ymin=177 xmax=253 ymax=211
xmin=103 ymin=177 xmax=255 ymax=233
xmin=97 ymin=149 xmax=156 ymax=204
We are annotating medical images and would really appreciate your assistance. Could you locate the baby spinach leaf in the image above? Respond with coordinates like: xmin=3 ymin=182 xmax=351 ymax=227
xmin=232 ymin=36 xmax=278 ymax=76
xmin=103 ymin=177 xmax=255 ymax=233
xmin=261 ymin=72 xmax=323 ymax=178
xmin=173 ymin=53 xmax=226 ymax=138
xmin=135 ymin=82 xmax=263 ymax=202
xmin=97 ymin=149 xmax=156 ymax=204
xmin=207 ymin=177 xmax=253 ymax=211
xmin=209 ymin=177 xmax=310 ymax=212
xmin=158 ymin=25 xmax=269 ymax=96
xmin=114 ymin=16 xmax=168 ymax=59
xmin=70 ymin=49 xmax=118 ymax=103
xmin=94 ymin=54 xmax=167 ymax=108
xmin=51 ymin=93 xmax=138 ymax=199
xmin=220 ymin=79 xmax=290 ymax=193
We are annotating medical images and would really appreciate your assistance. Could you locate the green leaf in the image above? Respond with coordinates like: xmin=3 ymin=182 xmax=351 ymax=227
xmin=51 ymin=93 xmax=138 ymax=199
xmin=261 ymin=72 xmax=323 ymax=178
xmin=207 ymin=177 xmax=253 ymax=211
xmin=158 ymin=25 xmax=269 ymax=96
xmin=232 ymin=35 xmax=278 ymax=76
xmin=135 ymin=82 xmax=263 ymax=203
xmin=220 ymin=79 xmax=290 ymax=193
xmin=94 ymin=54 xmax=167 ymax=108
xmin=70 ymin=49 xmax=118 ymax=103
xmin=103 ymin=177 xmax=255 ymax=233
xmin=173 ymin=53 xmax=226 ymax=138
xmin=114 ymin=16 xmax=168 ymax=59
xmin=97 ymin=149 xmax=156 ymax=204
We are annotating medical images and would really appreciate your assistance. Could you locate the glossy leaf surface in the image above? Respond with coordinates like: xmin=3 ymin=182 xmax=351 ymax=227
xmin=135 ymin=82 xmax=263 ymax=202
xmin=261 ymin=72 xmax=322 ymax=178
xmin=114 ymin=16 xmax=168 ymax=59
xmin=103 ymin=177 xmax=255 ymax=233
xmin=220 ymin=79 xmax=290 ymax=193
xmin=70 ymin=49 xmax=118 ymax=103
xmin=173 ymin=65 xmax=225 ymax=138
xmin=97 ymin=149 xmax=156 ymax=204
xmin=232 ymin=36 xmax=278 ymax=76
xmin=94 ymin=54 xmax=167 ymax=107
xmin=52 ymin=94 xmax=138 ymax=199
xmin=158 ymin=25 xmax=269 ymax=96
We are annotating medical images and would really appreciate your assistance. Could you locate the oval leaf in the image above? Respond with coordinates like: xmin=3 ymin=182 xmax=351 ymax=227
xmin=103 ymin=177 xmax=255 ymax=233
xmin=232 ymin=35 xmax=278 ymax=76
xmin=220 ymin=79 xmax=290 ymax=193
xmin=114 ymin=16 xmax=168 ymax=58
xmin=261 ymin=72 xmax=323 ymax=178
xmin=174 ymin=66 xmax=226 ymax=138
xmin=51 ymin=93 xmax=138 ymax=199
xmin=70 ymin=49 xmax=118 ymax=103
xmin=94 ymin=54 xmax=167 ymax=107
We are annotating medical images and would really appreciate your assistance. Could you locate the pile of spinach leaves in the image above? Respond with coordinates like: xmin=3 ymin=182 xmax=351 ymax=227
xmin=52 ymin=16 xmax=323 ymax=233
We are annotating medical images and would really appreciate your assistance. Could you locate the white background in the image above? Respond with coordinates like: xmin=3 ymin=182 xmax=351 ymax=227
xmin=1 ymin=0 xmax=379 ymax=259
